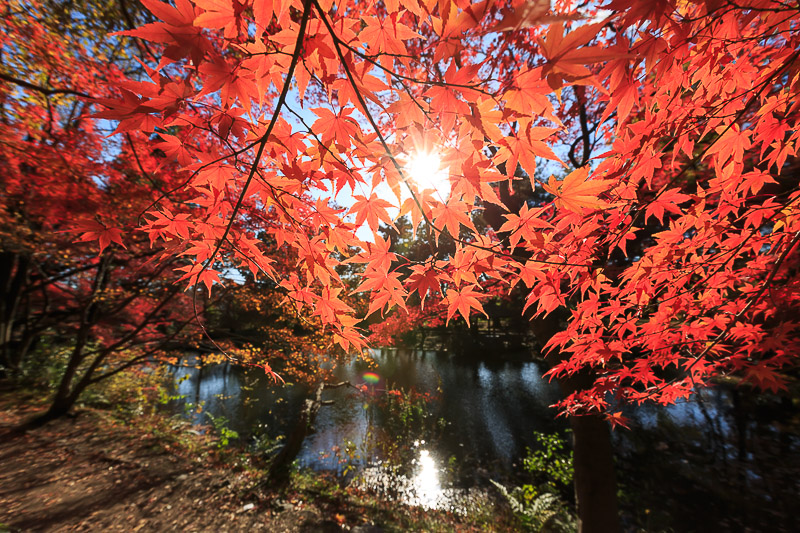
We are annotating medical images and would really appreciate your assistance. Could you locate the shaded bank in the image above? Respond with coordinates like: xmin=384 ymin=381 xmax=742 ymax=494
xmin=0 ymin=395 xmax=513 ymax=532
xmin=163 ymin=349 xmax=800 ymax=532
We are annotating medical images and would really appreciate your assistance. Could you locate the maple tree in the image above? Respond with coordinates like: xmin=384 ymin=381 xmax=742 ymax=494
xmin=109 ymin=0 xmax=800 ymax=413
xmin=0 ymin=0 xmax=337 ymax=422
xmin=0 ymin=0 xmax=210 ymax=421
xmin=6 ymin=0 xmax=800 ymax=529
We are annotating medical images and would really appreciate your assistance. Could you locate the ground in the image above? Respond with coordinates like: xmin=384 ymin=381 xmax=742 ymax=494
xmin=0 ymin=394 xmax=506 ymax=532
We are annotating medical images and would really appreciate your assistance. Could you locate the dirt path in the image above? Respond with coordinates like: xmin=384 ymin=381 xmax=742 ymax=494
xmin=0 ymin=398 xmax=504 ymax=532
xmin=0 ymin=404 xmax=352 ymax=532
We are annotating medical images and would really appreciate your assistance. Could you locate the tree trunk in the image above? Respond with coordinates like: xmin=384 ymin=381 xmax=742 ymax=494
xmin=0 ymin=252 xmax=30 ymax=376
xmin=34 ymin=257 xmax=109 ymax=424
xmin=36 ymin=390 xmax=77 ymax=423
xmin=529 ymin=312 xmax=621 ymax=533
xmin=33 ymin=339 xmax=88 ymax=424
xmin=559 ymin=373 xmax=621 ymax=533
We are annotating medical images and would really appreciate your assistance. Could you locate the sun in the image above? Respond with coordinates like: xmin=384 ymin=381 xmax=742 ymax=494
xmin=405 ymin=151 xmax=450 ymax=196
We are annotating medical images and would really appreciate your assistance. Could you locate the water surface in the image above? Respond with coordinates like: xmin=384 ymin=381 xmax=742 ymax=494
xmin=163 ymin=348 xmax=800 ymax=529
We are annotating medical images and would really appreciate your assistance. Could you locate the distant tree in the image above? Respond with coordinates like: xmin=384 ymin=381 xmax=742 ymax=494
xmin=0 ymin=0 xmax=325 ymax=421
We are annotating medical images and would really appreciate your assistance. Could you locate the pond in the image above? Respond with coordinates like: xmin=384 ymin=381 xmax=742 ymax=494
xmin=164 ymin=349 xmax=565 ymax=511
xmin=162 ymin=348 xmax=800 ymax=530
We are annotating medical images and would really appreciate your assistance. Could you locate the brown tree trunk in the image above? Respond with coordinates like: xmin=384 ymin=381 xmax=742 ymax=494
xmin=34 ymin=257 xmax=109 ymax=424
xmin=34 ymin=330 xmax=90 ymax=424
xmin=0 ymin=252 xmax=30 ymax=376
xmin=559 ymin=372 xmax=621 ymax=533
xmin=529 ymin=312 xmax=621 ymax=533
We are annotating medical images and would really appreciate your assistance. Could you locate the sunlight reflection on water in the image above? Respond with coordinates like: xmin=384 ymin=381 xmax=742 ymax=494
xmin=356 ymin=445 xmax=488 ymax=514
xmin=411 ymin=449 xmax=441 ymax=508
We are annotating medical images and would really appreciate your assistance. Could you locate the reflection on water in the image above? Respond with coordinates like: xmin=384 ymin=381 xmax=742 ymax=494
xmin=165 ymin=349 xmax=563 ymax=475
xmin=357 ymin=447 xmax=490 ymax=514
xmin=414 ymin=449 xmax=440 ymax=508
xmin=162 ymin=348 xmax=800 ymax=525
xmin=164 ymin=349 xmax=562 ymax=511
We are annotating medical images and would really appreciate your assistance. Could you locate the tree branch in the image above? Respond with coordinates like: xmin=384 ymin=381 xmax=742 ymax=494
xmin=0 ymin=72 xmax=91 ymax=99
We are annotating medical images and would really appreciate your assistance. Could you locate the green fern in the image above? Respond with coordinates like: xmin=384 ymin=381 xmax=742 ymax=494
xmin=491 ymin=480 xmax=576 ymax=532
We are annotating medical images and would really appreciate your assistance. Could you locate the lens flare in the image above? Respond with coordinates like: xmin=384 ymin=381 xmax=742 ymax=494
xmin=362 ymin=372 xmax=380 ymax=384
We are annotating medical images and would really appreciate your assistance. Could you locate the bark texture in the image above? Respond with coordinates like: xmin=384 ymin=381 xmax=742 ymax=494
xmin=529 ymin=311 xmax=621 ymax=533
